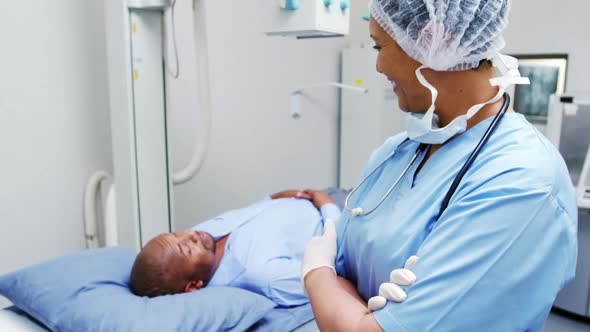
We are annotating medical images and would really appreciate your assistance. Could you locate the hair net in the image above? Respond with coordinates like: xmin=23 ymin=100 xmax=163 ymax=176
xmin=370 ymin=0 xmax=511 ymax=71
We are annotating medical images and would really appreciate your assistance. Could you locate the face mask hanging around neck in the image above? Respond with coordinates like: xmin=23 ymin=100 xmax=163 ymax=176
xmin=405 ymin=54 xmax=530 ymax=144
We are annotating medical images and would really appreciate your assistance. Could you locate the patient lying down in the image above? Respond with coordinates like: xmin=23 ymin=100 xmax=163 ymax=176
xmin=130 ymin=189 xmax=340 ymax=306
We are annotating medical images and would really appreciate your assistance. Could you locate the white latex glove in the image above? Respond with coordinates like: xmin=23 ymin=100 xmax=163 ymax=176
xmin=301 ymin=219 xmax=337 ymax=284
xmin=368 ymin=255 xmax=420 ymax=311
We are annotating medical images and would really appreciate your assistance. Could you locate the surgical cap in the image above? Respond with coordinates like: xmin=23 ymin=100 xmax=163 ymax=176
xmin=370 ymin=0 xmax=511 ymax=71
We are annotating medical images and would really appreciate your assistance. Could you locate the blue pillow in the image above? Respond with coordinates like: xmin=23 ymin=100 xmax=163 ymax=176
xmin=0 ymin=247 xmax=276 ymax=332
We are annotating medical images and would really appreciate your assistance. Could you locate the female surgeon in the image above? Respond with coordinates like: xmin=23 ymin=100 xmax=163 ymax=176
xmin=301 ymin=0 xmax=577 ymax=331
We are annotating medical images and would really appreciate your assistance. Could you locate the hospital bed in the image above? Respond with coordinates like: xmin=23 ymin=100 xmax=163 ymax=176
xmin=0 ymin=186 xmax=351 ymax=332
xmin=0 ymin=247 xmax=325 ymax=332
xmin=0 ymin=308 xmax=319 ymax=332
xmin=0 ymin=307 xmax=48 ymax=332
xmin=2 ymin=271 xmax=324 ymax=332
xmin=0 ymin=305 xmax=319 ymax=332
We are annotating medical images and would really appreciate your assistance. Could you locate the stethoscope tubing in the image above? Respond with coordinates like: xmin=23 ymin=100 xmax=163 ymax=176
xmin=345 ymin=93 xmax=510 ymax=221
xmin=437 ymin=93 xmax=510 ymax=218
xmin=343 ymin=141 xmax=427 ymax=217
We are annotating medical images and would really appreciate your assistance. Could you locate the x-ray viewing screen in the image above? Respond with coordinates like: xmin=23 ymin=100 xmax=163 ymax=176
xmin=514 ymin=66 xmax=559 ymax=120
xmin=558 ymin=105 xmax=590 ymax=186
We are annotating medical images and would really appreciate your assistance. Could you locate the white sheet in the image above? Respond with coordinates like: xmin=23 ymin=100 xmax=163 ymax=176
xmin=0 ymin=309 xmax=47 ymax=332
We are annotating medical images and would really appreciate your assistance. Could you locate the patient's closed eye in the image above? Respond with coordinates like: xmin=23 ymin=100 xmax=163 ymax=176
xmin=189 ymin=234 xmax=201 ymax=247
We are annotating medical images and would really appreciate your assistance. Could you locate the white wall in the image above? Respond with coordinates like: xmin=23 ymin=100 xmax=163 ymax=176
xmin=349 ymin=0 xmax=589 ymax=93
xmin=349 ymin=0 xmax=371 ymax=46
xmin=0 ymin=1 xmax=111 ymax=307
xmin=170 ymin=1 xmax=353 ymax=227
xmin=504 ymin=0 xmax=589 ymax=93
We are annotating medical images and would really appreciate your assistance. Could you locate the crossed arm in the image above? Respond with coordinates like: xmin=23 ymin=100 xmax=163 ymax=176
xmin=271 ymin=189 xmax=384 ymax=330
xmin=306 ymin=269 xmax=383 ymax=331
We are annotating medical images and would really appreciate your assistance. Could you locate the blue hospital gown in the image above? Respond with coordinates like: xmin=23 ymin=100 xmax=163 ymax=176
xmin=335 ymin=113 xmax=577 ymax=331
xmin=192 ymin=197 xmax=341 ymax=307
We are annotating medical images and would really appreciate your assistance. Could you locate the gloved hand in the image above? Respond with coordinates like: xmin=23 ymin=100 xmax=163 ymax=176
xmin=368 ymin=255 xmax=420 ymax=311
xmin=301 ymin=219 xmax=337 ymax=285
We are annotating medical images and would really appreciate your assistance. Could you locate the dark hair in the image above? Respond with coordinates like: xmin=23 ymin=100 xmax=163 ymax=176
xmin=129 ymin=248 xmax=185 ymax=297
xmin=476 ymin=59 xmax=493 ymax=69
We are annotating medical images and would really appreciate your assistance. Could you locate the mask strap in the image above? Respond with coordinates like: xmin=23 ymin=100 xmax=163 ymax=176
xmin=413 ymin=55 xmax=530 ymax=128
xmin=415 ymin=64 xmax=502 ymax=128
xmin=464 ymin=54 xmax=531 ymax=118
xmin=414 ymin=65 xmax=438 ymax=123
xmin=463 ymin=89 xmax=505 ymax=119
xmin=489 ymin=53 xmax=531 ymax=89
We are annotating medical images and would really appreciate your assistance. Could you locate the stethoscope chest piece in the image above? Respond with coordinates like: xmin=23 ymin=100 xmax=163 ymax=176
xmin=350 ymin=207 xmax=363 ymax=216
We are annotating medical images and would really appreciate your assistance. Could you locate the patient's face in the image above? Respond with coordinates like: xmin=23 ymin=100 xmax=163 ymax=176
xmin=151 ymin=230 xmax=217 ymax=285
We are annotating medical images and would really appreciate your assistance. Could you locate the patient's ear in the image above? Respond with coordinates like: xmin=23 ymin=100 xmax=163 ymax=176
xmin=184 ymin=280 xmax=204 ymax=293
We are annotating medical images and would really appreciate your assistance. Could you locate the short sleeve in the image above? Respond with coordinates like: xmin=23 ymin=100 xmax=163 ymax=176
xmin=373 ymin=179 xmax=577 ymax=331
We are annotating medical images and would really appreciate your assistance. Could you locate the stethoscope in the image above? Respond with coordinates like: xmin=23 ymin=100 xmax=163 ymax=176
xmin=344 ymin=93 xmax=510 ymax=221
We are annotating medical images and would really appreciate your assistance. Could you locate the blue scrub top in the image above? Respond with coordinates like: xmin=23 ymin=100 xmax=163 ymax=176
xmin=335 ymin=113 xmax=577 ymax=331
